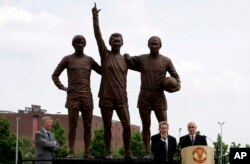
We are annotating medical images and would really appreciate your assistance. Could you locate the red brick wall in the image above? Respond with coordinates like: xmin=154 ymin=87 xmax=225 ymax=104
xmin=0 ymin=111 xmax=140 ymax=152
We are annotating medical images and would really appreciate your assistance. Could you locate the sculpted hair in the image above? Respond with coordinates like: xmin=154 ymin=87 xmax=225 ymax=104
xmin=148 ymin=36 xmax=162 ymax=47
xmin=72 ymin=35 xmax=86 ymax=45
xmin=109 ymin=33 xmax=123 ymax=45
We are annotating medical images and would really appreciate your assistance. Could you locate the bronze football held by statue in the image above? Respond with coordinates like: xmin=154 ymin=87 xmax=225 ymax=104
xmin=52 ymin=2 xmax=180 ymax=160
xmin=161 ymin=76 xmax=180 ymax=93
xmin=124 ymin=36 xmax=181 ymax=159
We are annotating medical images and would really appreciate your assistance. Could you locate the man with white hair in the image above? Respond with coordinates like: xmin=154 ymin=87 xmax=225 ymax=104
xmin=35 ymin=116 xmax=60 ymax=164
xmin=179 ymin=121 xmax=207 ymax=149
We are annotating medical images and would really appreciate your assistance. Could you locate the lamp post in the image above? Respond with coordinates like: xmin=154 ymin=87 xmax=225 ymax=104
xmin=217 ymin=121 xmax=225 ymax=164
xmin=178 ymin=128 xmax=182 ymax=141
xmin=57 ymin=112 xmax=61 ymax=119
xmin=15 ymin=117 xmax=20 ymax=164
xmin=139 ymin=116 xmax=142 ymax=132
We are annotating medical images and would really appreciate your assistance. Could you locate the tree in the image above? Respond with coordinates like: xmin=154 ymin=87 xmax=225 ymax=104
xmin=51 ymin=119 xmax=68 ymax=158
xmin=213 ymin=134 xmax=229 ymax=164
xmin=89 ymin=127 xmax=145 ymax=159
xmin=19 ymin=136 xmax=35 ymax=160
xmin=130 ymin=131 xmax=145 ymax=158
xmin=90 ymin=127 xmax=106 ymax=158
xmin=174 ymin=143 xmax=180 ymax=161
xmin=119 ymin=131 xmax=145 ymax=159
xmin=0 ymin=117 xmax=17 ymax=164
xmin=112 ymin=148 xmax=123 ymax=159
xmin=118 ymin=145 xmax=124 ymax=158
xmin=230 ymin=142 xmax=241 ymax=148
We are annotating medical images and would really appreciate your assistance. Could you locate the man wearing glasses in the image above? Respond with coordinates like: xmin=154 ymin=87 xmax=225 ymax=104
xmin=179 ymin=121 xmax=207 ymax=149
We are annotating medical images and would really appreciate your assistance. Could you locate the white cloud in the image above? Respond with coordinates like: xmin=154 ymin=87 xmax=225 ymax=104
xmin=216 ymin=70 xmax=244 ymax=92
xmin=177 ymin=58 xmax=204 ymax=73
xmin=0 ymin=6 xmax=62 ymax=27
xmin=191 ymin=70 xmax=244 ymax=93
xmin=0 ymin=6 xmax=65 ymax=59
xmin=0 ymin=6 xmax=33 ymax=25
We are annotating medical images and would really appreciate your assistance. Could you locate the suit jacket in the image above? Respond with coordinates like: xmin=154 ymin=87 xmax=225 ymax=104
xmin=151 ymin=133 xmax=177 ymax=163
xmin=35 ymin=128 xmax=60 ymax=164
xmin=179 ymin=134 xmax=207 ymax=149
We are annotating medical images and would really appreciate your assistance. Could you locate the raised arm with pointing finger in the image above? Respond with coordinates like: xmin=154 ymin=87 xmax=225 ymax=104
xmin=92 ymin=3 xmax=105 ymax=57
xmin=92 ymin=3 xmax=136 ymax=159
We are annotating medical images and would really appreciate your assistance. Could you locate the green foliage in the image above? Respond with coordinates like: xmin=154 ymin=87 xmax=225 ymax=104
xmin=90 ymin=128 xmax=145 ymax=159
xmin=230 ymin=142 xmax=241 ymax=148
xmin=0 ymin=117 xmax=17 ymax=164
xmin=51 ymin=119 xmax=68 ymax=158
xmin=130 ymin=131 xmax=145 ymax=158
xmin=112 ymin=148 xmax=123 ymax=159
xmin=118 ymin=146 xmax=125 ymax=157
xmin=90 ymin=126 xmax=106 ymax=158
xmin=118 ymin=131 xmax=145 ymax=159
xmin=174 ymin=143 xmax=180 ymax=161
xmin=19 ymin=136 xmax=35 ymax=160
xmin=74 ymin=148 xmax=84 ymax=158
xmin=213 ymin=134 xmax=229 ymax=164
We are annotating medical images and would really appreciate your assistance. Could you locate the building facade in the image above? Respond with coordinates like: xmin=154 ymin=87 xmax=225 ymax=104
xmin=0 ymin=104 xmax=140 ymax=152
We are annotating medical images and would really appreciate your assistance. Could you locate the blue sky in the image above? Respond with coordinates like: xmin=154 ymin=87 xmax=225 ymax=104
xmin=0 ymin=0 xmax=250 ymax=148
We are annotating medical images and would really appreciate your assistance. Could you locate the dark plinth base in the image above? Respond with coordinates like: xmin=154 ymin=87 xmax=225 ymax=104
xmin=53 ymin=159 xmax=153 ymax=164
xmin=21 ymin=159 xmax=178 ymax=164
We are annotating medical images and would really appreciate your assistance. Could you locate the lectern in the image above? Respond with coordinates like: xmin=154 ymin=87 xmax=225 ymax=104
xmin=181 ymin=146 xmax=214 ymax=164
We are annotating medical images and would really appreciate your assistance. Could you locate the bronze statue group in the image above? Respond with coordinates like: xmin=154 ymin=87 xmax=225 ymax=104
xmin=35 ymin=3 xmax=207 ymax=164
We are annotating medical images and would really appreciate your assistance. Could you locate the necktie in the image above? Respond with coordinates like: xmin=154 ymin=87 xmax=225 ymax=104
xmin=47 ymin=132 xmax=51 ymax=141
xmin=191 ymin=135 xmax=195 ymax=145
xmin=165 ymin=140 xmax=169 ymax=161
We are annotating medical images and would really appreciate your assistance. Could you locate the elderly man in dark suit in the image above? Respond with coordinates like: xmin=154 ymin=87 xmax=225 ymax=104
xmin=178 ymin=122 xmax=207 ymax=163
xmin=35 ymin=116 xmax=60 ymax=164
xmin=179 ymin=122 xmax=207 ymax=149
xmin=179 ymin=121 xmax=207 ymax=149
xmin=151 ymin=121 xmax=177 ymax=164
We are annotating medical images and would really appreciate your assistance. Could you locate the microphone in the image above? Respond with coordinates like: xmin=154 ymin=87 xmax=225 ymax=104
xmin=203 ymin=135 xmax=215 ymax=143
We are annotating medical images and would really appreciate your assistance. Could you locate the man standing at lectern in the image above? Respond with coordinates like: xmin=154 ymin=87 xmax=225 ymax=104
xmin=179 ymin=121 xmax=207 ymax=149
